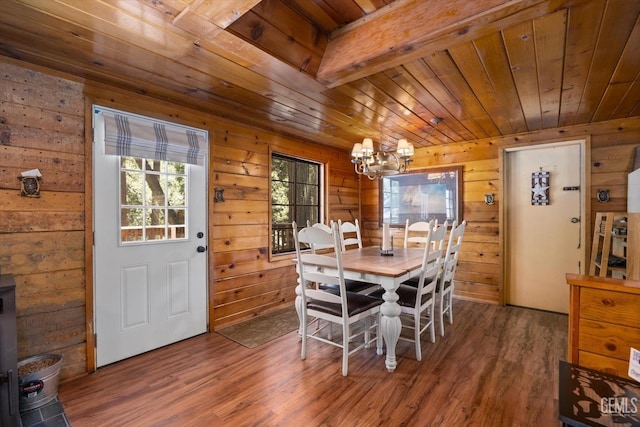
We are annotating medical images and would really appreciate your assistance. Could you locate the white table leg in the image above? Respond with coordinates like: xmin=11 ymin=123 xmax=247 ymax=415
xmin=380 ymin=287 xmax=402 ymax=372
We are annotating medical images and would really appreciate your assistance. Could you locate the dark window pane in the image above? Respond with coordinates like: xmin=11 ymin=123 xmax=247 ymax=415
xmin=296 ymin=162 xmax=318 ymax=184
xmin=272 ymin=205 xmax=293 ymax=225
xmin=296 ymin=206 xmax=317 ymax=225
xmin=296 ymin=183 xmax=318 ymax=205
xmin=271 ymin=157 xmax=293 ymax=182
xmin=272 ymin=180 xmax=292 ymax=208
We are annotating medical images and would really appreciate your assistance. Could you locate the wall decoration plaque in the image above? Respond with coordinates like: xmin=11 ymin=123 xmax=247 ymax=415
xmin=531 ymin=171 xmax=550 ymax=205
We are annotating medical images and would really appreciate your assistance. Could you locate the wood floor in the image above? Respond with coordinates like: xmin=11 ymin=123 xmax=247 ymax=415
xmin=58 ymin=300 xmax=568 ymax=426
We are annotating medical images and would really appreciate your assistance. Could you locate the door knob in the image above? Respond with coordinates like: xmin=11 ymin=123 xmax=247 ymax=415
xmin=197 ymin=246 xmax=207 ymax=253
xmin=571 ymin=217 xmax=580 ymax=223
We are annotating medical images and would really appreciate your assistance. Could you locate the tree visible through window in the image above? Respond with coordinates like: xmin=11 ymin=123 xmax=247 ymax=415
xmin=271 ymin=154 xmax=320 ymax=254
xmin=120 ymin=157 xmax=187 ymax=243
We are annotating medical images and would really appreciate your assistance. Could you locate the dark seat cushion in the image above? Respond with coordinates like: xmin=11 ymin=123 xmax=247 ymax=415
xmin=307 ymin=292 xmax=381 ymax=317
xmin=402 ymin=276 xmax=420 ymax=288
xmin=367 ymin=284 xmax=433 ymax=308
xmin=319 ymin=279 xmax=376 ymax=293
xmin=395 ymin=275 xmax=436 ymax=289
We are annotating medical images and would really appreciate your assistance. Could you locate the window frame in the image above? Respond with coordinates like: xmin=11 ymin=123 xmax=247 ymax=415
xmin=270 ymin=151 xmax=324 ymax=256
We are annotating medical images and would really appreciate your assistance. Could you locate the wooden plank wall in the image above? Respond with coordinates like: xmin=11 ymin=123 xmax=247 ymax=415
xmin=0 ymin=58 xmax=359 ymax=379
xmin=209 ymin=126 xmax=359 ymax=328
xmin=0 ymin=61 xmax=86 ymax=379
xmin=362 ymin=119 xmax=640 ymax=304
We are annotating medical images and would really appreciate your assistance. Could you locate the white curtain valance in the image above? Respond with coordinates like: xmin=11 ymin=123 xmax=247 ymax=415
xmin=98 ymin=107 xmax=207 ymax=166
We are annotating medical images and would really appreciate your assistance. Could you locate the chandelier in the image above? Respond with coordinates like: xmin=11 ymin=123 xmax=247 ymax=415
xmin=351 ymin=118 xmax=443 ymax=180
xmin=351 ymin=138 xmax=414 ymax=180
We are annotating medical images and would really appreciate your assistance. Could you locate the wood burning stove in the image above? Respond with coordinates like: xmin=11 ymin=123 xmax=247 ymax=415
xmin=0 ymin=272 xmax=22 ymax=426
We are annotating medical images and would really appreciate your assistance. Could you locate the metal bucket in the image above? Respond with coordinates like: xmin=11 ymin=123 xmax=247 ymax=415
xmin=17 ymin=354 xmax=63 ymax=412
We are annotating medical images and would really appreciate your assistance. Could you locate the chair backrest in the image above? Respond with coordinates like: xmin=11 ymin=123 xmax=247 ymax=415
xmin=415 ymin=224 xmax=446 ymax=303
xmin=404 ymin=219 xmax=434 ymax=248
xmin=337 ymin=219 xmax=362 ymax=251
xmin=305 ymin=220 xmax=334 ymax=252
xmin=293 ymin=221 xmax=348 ymax=319
xmin=427 ymin=220 xmax=449 ymax=262
xmin=440 ymin=220 xmax=466 ymax=286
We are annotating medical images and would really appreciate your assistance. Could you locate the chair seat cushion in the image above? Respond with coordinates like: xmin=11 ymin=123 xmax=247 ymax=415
xmin=402 ymin=276 xmax=420 ymax=288
xmin=319 ymin=279 xmax=376 ymax=293
xmin=307 ymin=292 xmax=381 ymax=317
xmin=367 ymin=285 xmax=433 ymax=308
xmin=401 ymin=275 xmax=436 ymax=289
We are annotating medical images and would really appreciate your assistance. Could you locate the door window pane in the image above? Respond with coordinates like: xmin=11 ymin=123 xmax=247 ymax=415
xmin=120 ymin=156 xmax=188 ymax=244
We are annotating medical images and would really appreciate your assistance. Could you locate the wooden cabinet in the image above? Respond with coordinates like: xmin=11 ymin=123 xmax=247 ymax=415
xmin=566 ymin=273 xmax=640 ymax=380
xmin=589 ymin=212 xmax=628 ymax=279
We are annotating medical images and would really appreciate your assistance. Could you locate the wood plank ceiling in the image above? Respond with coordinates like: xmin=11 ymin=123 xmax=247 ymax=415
xmin=0 ymin=0 xmax=639 ymax=153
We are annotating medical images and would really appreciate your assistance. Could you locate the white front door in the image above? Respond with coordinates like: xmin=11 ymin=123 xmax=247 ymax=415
xmin=505 ymin=141 xmax=585 ymax=314
xmin=93 ymin=115 xmax=208 ymax=367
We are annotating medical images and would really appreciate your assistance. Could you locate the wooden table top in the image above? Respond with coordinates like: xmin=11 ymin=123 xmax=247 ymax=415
xmin=337 ymin=246 xmax=425 ymax=277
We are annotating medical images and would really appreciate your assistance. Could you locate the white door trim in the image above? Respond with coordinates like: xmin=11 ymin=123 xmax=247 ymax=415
xmin=499 ymin=137 xmax=591 ymax=306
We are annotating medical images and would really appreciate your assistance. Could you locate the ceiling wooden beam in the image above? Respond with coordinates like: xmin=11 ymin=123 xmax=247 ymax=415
xmin=316 ymin=0 xmax=567 ymax=87
xmin=174 ymin=0 xmax=263 ymax=28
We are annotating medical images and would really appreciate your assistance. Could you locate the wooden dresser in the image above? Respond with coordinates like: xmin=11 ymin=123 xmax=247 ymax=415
xmin=566 ymin=273 xmax=640 ymax=380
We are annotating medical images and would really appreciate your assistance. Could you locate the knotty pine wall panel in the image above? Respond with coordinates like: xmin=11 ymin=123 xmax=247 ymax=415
xmin=211 ymin=127 xmax=359 ymax=328
xmin=0 ymin=60 xmax=86 ymax=379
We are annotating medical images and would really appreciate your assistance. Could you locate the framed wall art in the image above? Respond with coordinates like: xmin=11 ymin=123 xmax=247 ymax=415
xmin=380 ymin=166 xmax=462 ymax=227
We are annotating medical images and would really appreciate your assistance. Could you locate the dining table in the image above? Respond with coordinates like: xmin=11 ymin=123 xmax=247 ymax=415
xmin=296 ymin=245 xmax=426 ymax=372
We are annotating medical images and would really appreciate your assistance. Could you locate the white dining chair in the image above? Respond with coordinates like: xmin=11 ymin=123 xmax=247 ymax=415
xmin=404 ymin=220 xmax=448 ymax=288
xmin=337 ymin=219 xmax=362 ymax=251
xmin=438 ymin=220 xmax=466 ymax=336
xmin=368 ymin=223 xmax=445 ymax=361
xmin=305 ymin=220 xmax=334 ymax=251
xmin=293 ymin=221 xmax=382 ymax=376
xmin=305 ymin=219 xmax=373 ymax=294
xmin=403 ymin=219 xmax=434 ymax=248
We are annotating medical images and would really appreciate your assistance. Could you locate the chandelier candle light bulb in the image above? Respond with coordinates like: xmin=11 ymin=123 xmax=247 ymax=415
xmin=362 ymin=138 xmax=374 ymax=154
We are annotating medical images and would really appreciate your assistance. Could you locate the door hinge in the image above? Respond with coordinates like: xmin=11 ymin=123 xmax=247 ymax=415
xmin=94 ymin=333 xmax=97 ymax=348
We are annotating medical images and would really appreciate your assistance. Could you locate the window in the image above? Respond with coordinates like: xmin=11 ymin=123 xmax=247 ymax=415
xmin=120 ymin=157 xmax=188 ymax=243
xmin=271 ymin=153 xmax=321 ymax=254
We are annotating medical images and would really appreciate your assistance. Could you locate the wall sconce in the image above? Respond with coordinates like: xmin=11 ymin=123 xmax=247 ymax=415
xmin=214 ymin=188 xmax=225 ymax=203
xmin=484 ymin=193 xmax=495 ymax=205
xmin=18 ymin=169 xmax=42 ymax=198
xmin=596 ymin=189 xmax=610 ymax=203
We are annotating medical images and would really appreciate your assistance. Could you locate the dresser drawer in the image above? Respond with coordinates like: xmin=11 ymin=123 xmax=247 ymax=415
xmin=578 ymin=318 xmax=640 ymax=360
xmin=579 ymin=287 xmax=640 ymax=326
xmin=578 ymin=350 xmax=633 ymax=380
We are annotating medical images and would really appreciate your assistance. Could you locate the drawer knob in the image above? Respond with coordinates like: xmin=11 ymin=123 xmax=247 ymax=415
xmin=601 ymin=298 xmax=615 ymax=307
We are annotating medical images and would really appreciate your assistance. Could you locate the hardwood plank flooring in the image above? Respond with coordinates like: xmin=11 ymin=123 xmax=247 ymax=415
xmin=58 ymin=300 xmax=567 ymax=426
